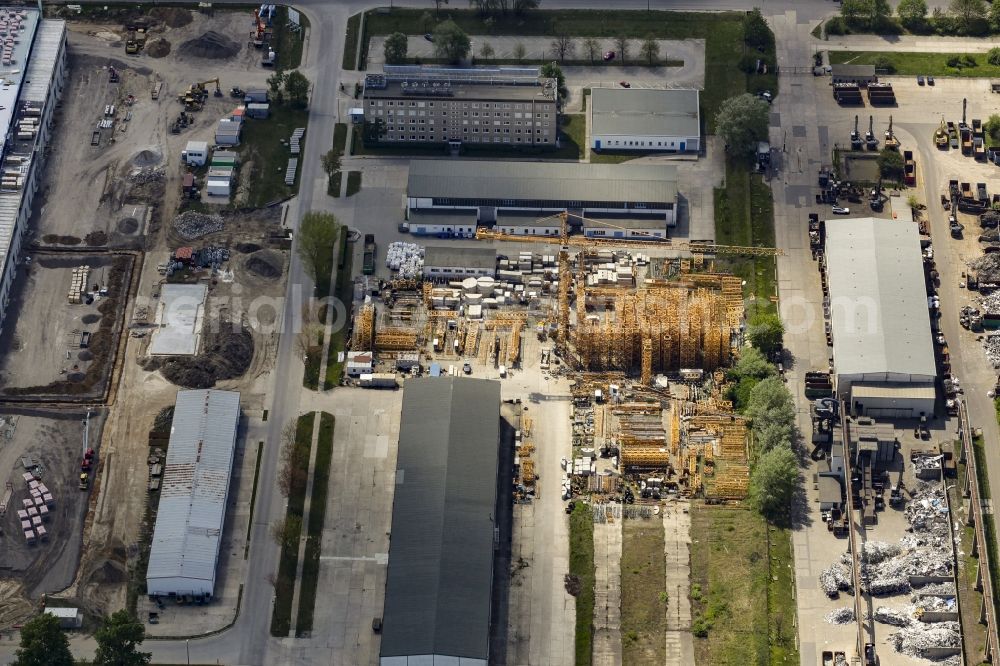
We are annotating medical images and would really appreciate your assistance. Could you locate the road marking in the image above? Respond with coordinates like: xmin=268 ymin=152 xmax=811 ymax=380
xmin=319 ymin=553 xmax=388 ymax=564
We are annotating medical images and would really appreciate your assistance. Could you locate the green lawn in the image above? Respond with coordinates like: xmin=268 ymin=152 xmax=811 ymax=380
xmin=690 ymin=504 xmax=769 ymax=665
xmin=621 ymin=518 xmax=667 ymax=665
xmin=713 ymin=158 xmax=777 ymax=308
xmin=272 ymin=5 xmax=308 ymax=70
xmin=323 ymin=226 xmax=351 ymax=390
xmin=302 ymin=326 xmax=324 ymax=390
xmin=270 ymin=413 xmax=316 ymax=637
xmin=240 ymin=105 xmax=310 ymax=207
xmin=245 ymin=442 xmax=264 ymax=559
xmin=295 ymin=412 xmax=335 ymax=636
xmin=767 ymin=524 xmax=799 ymax=664
xmin=570 ymin=502 xmax=595 ymax=666
xmin=829 ymin=50 xmax=1000 ymax=78
xmin=329 ymin=171 xmax=342 ymax=198
xmin=951 ymin=440 xmax=989 ymax=661
xmin=346 ymin=171 xmax=363 ymax=197
xmin=327 ymin=123 xmax=349 ymax=197
xmin=358 ymin=10 xmax=774 ymax=133
xmin=343 ymin=13 xmax=361 ymax=69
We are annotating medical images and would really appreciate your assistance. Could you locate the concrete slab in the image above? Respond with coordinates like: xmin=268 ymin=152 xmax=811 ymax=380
xmin=593 ymin=516 xmax=622 ymax=666
xmin=148 ymin=283 xmax=208 ymax=356
xmin=663 ymin=501 xmax=694 ymax=665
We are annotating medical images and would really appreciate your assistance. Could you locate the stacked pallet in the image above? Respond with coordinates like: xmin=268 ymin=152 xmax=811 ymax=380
xmin=68 ymin=266 xmax=90 ymax=304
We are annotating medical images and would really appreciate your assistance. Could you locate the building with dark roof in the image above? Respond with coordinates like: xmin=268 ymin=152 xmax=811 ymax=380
xmin=407 ymin=159 xmax=679 ymax=227
xmin=380 ymin=377 xmax=503 ymax=666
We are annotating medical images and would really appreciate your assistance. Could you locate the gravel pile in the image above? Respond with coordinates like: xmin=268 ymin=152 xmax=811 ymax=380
xmin=180 ymin=31 xmax=239 ymax=59
xmin=174 ymin=211 xmax=224 ymax=239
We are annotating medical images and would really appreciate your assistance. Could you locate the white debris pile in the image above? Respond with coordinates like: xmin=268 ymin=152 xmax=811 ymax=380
xmin=128 ymin=166 xmax=165 ymax=183
xmin=825 ymin=607 xmax=855 ymax=624
xmin=819 ymin=561 xmax=853 ymax=596
xmin=981 ymin=289 xmax=1000 ymax=313
xmin=833 ymin=654 xmax=848 ymax=666
xmin=859 ymin=541 xmax=900 ymax=564
xmin=871 ymin=606 xmax=911 ymax=627
xmin=911 ymin=594 xmax=957 ymax=612
xmin=174 ymin=211 xmax=224 ymax=239
xmin=385 ymin=242 xmax=424 ymax=279
xmin=983 ymin=334 xmax=1000 ymax=366
xmin=912 ymin=582 xmax=956 ymax=596
xmin=889 ymin=620 xmax=961 ymax=661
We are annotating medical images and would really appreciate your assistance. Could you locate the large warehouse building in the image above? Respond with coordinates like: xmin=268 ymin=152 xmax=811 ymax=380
xmin=146 ymin=389 xmax=241 ymax=598
xmin=590 ymin=87 xmax=701 ymax=153
xmin=380 ymin=377 xmax=504 ymax=666
xmin=825 ymin=218 xmax=936 ymax=418
xmin=407 ymin=160 xmax=679 ymax=231
xmin=0 ymin=9 xmax=67 ymax=333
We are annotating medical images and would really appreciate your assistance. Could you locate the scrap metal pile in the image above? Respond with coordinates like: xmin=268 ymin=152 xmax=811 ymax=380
xmin=825 ymin=607 xmax=855 ymax=624
xmin=972 ymin=253 xmax=1000 ymax=284
xmin=174 ymin=211 xmax=224 ymax=239
xmin=127 ymin=166 xmax=166 ymax=183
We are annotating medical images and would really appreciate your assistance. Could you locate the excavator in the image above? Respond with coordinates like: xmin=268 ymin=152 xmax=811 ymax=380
xmin=934 ymin=116 xmax=949 ymax=149
xmin=865 ymin=115 xmax=878 ymax=151
xmin=251 ymin=8 xmax=271 ymax=48
xmin=850 ymin=115 xmax=862 ymax=150
xmin=177 ymin=78 xmax=223 ymax=110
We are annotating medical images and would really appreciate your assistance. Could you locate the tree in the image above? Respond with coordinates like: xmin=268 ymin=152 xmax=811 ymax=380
xmin=283 ymin=70 xmax=310 ymax=108
xmin=551 ymin=33 xmax=575 ymax=62
xmin=271 ymin=515 xmax=302 ymax=550
xmin=93 ymin=610 xmax=152 ymax=666
xmin=871 ymin=55 xmax=896 ymax=73
xmin=267 ymin=70 xmax=286 ymax=104
xmin=743 ymin=7 xmax=772 ymax=48
xmin=639 ymin=37 xmax=660 ymax=65
xmin=748 ymin=311 xmax=784 ymax=356
xmin=950 ymin=0 xmax=988 ymax=32
xmin=988 ymin=46 xmax=1000 ymax=65
xmin=434 ymin=0 xmax=449 ymax=11
xmin=540 ymin=61 xmax=567 ymax=101
xmin=420 ymin=11 xmax=434 ymax=32
xmin=985 ymin=113 xmax=1000 ymax=143
xmin=878 ymin=148 xmax=905 ymax=180
xmin=990 ymin=0 xmax=1000 ymax=30
xmin=433 ymin=20 xmax=470 ymax=63
xmin=614 ymin=35 xmax=630 ymax=64
xmin=513 ymin=0 xmax=539 ymax=14
xmin=841 ymin=0 xmax=890 ymax=29
xmin=478 ymin=41 xmax=495 ymax=60
xmin=322 ymin=149 xmax=341 ymax=181
xmin=13 ymin=613 xmax=74 ymax=666
xmin=746 ymin=377 xmax=795 ymax=442
xmin=383 ymin=32 xmax=408 ymax=65
xmin=582 ymin=37 xmax=600 ymax=64
xmin=729 ymin=347 xmax=776 ymax=382
xmin=296 ymin=211 xmax=341 ymax=287
xmin=749 ymin=446 xmax=798 ymax=521
xmin=715 ymin=93 xmax=770 ymax=158
xmin=897 ymin=0 xmax=928 ymax=26
xmin=513 ymin=42 xmax=527 ymax=62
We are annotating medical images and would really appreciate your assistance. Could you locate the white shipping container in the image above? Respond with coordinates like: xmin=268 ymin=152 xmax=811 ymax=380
xmin=205 ymin=179 xmax=231 ymax=197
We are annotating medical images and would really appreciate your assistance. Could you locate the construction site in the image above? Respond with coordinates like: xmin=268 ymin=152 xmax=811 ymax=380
xmin=0 ymin=2 xmax=303 ymax=626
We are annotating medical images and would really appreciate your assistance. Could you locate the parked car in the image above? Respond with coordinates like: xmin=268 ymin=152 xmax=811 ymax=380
xmin=619 ymin=80 xmax=631 ymax=88
xmin=928 ymin=75 xmax=935 ymax=85
xmin=917 ymin=75 xmax=925 ymax=85
xmin=832 ymin=206 xmax=851 ymax=215
xmin=463 ymin=362 xmax=472 ymax=375
xmin=423 ymin=33 xmax=433 ymax=41
xmin=760 ymin=90 xmax=773 ymax=103
xmin=603 ymin=50 xmax=615 ymax=61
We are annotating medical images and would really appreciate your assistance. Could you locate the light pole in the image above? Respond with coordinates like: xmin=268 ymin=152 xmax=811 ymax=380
xmin=186 ymin=639 xmax=191 ymax=665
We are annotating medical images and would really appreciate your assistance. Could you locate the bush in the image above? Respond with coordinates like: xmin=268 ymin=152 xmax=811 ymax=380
xmin=871 ymin=55 xmax=896 ymax=73
xmin=825 ymin=16 xmax=848 ymax=34
xmin=989 ymin=47 xmax=1000 ymax=66
xmin=946 ymin=54 xmax=977 ymax=69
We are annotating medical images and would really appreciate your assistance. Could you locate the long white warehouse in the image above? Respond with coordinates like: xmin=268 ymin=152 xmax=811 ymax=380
xmin=146 ymin=389 xmax=241 ymax=598
xmin=825 ymin=217 xmax=936 ymax=418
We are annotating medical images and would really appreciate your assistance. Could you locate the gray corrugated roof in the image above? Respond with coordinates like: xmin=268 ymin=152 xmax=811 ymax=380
xmin=423 ymin=245 xmax=496 ymax=270
xmin=590 ymin=88 xmax=700 ymax=138
xmin=146 ymin=389 xmax=240 ymax=594
xmin=408 ymin=160 xmax=677 ymax=204
xmin=825 ymin=218 xmax=936 ymax=381
xmin=381 ymin=377 xmax=502 ymax=660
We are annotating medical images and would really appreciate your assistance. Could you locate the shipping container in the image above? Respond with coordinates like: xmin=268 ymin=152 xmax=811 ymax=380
xmin=206 ymin=179 xmax=231 ymax=197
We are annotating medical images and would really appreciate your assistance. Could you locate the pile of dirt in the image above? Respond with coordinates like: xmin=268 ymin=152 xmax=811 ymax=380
xmin=150 ymin=6 xmax=193 ymax=28
xmin=245 ymin=250 xmax=284 ymax=279
xmin=145 ymin=38 xmax=171 ymax=58
xmin=81 ymin=314 xmax=101 ymax=325
xmin=78 ymin=350 xmax=94 ymax=361
xmin=117 ymin=217 xmax=140 ymax=234
xmin=85 ymin=231 xmax=108 ymax=247
xmin=236 ymin=242 xmax=262 ymax=254
xmin=143 ymin=320 xmax=253 ymax=389
xmin=131 ymin=147 xmax=162 ymax=167
xmin=180 ymin=31 xmax=239 ymax=59
xmin=41 ymin=234 xmax=81 ymax=246
xmin=174 ymin=210 xmax=224 ymax=239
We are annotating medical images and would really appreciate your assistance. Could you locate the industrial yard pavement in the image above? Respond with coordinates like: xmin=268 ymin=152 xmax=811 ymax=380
xmin=592 ymin=515 xmax=623 ymax=666
xmin=662 ymin=501 xmax=694 ymax=665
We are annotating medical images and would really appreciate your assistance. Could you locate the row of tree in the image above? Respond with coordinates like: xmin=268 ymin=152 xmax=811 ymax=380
xmin=14 ymin=609 xmax=150 ymax=666
xmin=386 ymin=22 xmax=664 ymax=66
xmin=265 ymin=69 xmax=311 ymax=109
xmin=837 ymin=0 xmax=1000 ymax=35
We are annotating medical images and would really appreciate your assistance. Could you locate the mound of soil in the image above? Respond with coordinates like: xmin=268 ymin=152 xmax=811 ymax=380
xmin=78 ymin=350 xmax=94 ymax=361
xmin=245 ymin=250 xmax=284 ymax=279
xmin=131 ymin=148 xmax=162 ymax=167
xmin=117 ymin=217 xmax=139 ymax=234
xmin=67 ymin=372 xmax=85 ymax=383
xmin=146 ymin=38 xmax=171 ymax=58
xmin=180 ymin=31 xmax=239 ymax=60
xmin=85 ymin=231 xmax=108 ymax=247
xmin=236 ymin=242 xmax=262 ymax=254
xmin=81 ymin=314 xmax=101 ymax=325
xmin=143 ymin=321 xmax=253 ymax=389
xmin=150 ymin=6 xmax=193 ymax=28
xmin=90 ymin=558 xmax=127 ymax=584
xmin=41 ymin=234 xmax=81 ymax=246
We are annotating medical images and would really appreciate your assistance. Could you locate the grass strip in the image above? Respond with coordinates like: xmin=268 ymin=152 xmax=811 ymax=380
xmin=570 ymin=502 xmax=595 ymax=665
xmin=269 ymin=412 xmax=316 ymax=637
xmin=621 ymin=518 xmax=667 ymax=665
xmin=244 ymin=442 xmax=264 ymax=559
xmin=295 ymin=412 xmax=335 ymax=635
xmin=273 ymin=5 xmax=308 ymax=70
xmin=346 ymin=171 xmax=363 ymax=197
xmin=829 ymin=50 xmax=1000 ymax=78
xmin=343 ymin=13 xmax=361 ymax=70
